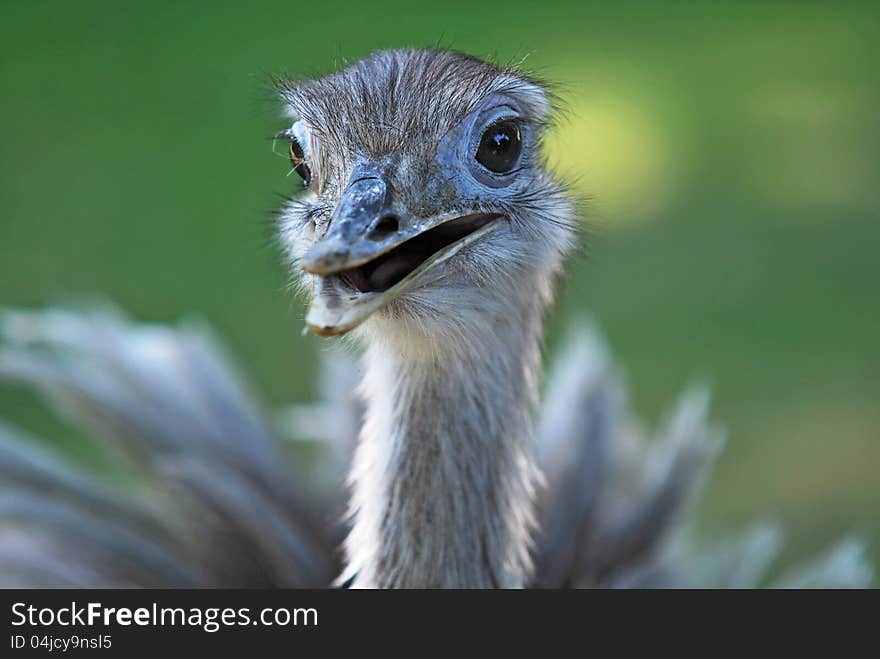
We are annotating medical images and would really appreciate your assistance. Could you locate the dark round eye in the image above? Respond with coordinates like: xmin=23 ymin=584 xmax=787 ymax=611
xmin=475 ymin=120 xmax=522 ymax=174
xmin=288 ymin=137 xmax=312 ymax=186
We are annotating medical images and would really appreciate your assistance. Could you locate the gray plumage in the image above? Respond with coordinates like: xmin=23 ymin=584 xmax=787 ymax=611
xmin=0 ymin=49 xmax=872 ymax=588
xmin=0 ymin=308 xmax=870 ymax=587
xmin=0 ymin=308 xmax=334 ymax=587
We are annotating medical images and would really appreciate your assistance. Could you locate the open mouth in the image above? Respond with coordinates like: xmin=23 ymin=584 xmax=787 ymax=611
xmin=333 ymin=213 xmax=501 ymax=294
xmin=305 ymin=212 xmax=502 ymax=336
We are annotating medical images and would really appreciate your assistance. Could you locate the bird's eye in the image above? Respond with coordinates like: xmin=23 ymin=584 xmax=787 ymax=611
xmin=475 ymin=120 xmax=522 ymax=174
xmin=288 ymin=136 xmax=312 ymax=187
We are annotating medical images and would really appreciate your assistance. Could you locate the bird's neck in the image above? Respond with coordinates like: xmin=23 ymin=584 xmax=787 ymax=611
xmin=342 ymin=288 xmax=548 ymax=588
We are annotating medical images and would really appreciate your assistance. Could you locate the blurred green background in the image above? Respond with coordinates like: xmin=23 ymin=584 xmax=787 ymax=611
xmin=1 ymin=1 xmax=878 ymax=569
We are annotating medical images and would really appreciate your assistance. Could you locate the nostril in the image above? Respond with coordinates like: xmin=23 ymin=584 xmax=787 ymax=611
xmin=367 ymin=215 xmax=400 ymax=241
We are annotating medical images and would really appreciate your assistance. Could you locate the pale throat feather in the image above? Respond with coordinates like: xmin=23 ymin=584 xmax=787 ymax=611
xmin=341 ymin=281 xmax=552 ymax=588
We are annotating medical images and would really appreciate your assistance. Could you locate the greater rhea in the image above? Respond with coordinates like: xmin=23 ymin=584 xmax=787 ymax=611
xmin=0 ymin=49 xmax=871 ymax=589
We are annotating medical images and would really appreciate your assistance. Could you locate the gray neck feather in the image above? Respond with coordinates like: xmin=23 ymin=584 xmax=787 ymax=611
xmin=341 ymin=278 xmax=551 ymax=588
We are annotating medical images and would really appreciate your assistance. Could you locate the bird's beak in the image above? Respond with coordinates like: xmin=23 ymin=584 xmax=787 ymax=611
xmin=301 ymin=176 xmax=396 ymax=277
xmin=301 ymin=174 xmax=501 ymax=336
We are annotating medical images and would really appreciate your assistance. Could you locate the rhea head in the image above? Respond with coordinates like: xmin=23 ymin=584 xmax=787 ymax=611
xmin=276 ymin=49 xmax=575 ymax=343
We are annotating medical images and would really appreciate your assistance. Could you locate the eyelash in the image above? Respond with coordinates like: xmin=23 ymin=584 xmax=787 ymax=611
xmin=275 ymin=129 xmax=312 ymax=188
xmin=288 ymin=138 xmax=311 ymax=186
